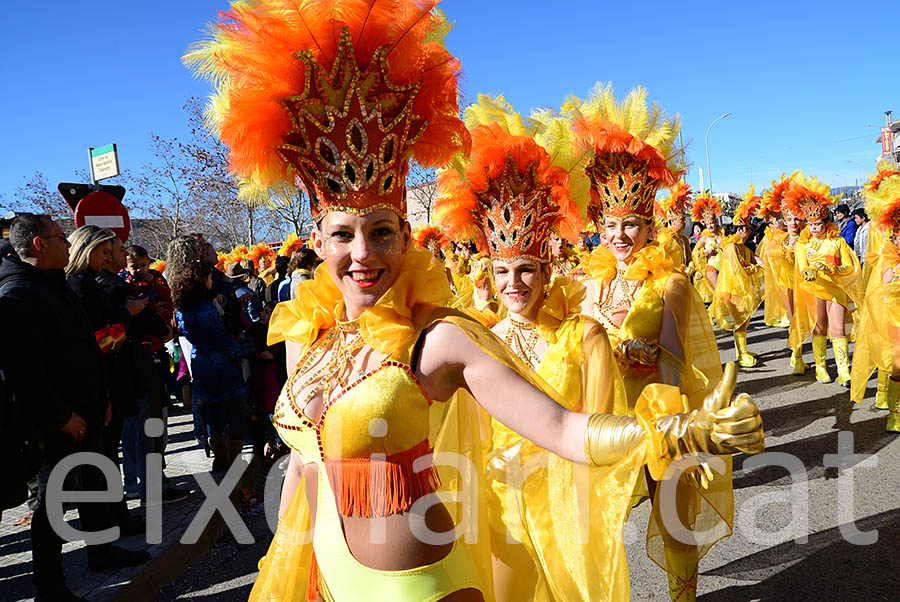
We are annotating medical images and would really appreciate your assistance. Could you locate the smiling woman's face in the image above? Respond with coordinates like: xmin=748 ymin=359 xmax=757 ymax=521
xmin=311 ymin=209 xmax=410 ymax=320
xmin=492 ymin=258 xmax=549 ymax=321
xmin=604 ymin=216 xmax=653 ymax=264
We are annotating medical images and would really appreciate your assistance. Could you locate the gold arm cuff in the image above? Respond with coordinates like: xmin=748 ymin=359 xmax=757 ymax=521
xmin=584 ymin=413 xmax=645 ymax=466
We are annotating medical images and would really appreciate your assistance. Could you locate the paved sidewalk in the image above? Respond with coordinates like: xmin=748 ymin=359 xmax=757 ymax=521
xmin=0 ymin=404 xmax=254 ymax=602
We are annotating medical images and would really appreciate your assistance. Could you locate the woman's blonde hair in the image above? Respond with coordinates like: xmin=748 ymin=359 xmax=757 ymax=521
xmin=65 ymin=225 xmax=117 ymax=278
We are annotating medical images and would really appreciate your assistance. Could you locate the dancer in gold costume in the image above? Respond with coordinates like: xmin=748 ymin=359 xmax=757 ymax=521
xmin=690 ymin=193 xmax=724 ymax=307
xmin=711 ymin=188 xmax=764 ymax=367
xmin=565 ymin=83 xmax=732 ymax=602
xmin=657 ymin=181 xmax=694 ymax=273
xmin=787 ymin=174 xmax=862 ymax=386
xmin=851 ymin=164 xmax=900 ymax=429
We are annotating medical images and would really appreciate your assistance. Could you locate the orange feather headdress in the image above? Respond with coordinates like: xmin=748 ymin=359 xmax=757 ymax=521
xmin=733 ymin=185 xmax=762 ymax=227
xmin=659 ymin=181 xmax=692 ymax=221
xmin=185 ymin=0 xmax=470 ymax=221
xmin=278 ymin=232 xmax=306 ymax=257
xmin=247 ymin=243 xmax=277 ymax=270
xmin=435 ymin=121 xmax=582 ymax=263
xmin=563 ymin=83 xmax=684 ymax=225
xmin=864 ymin=163 xmax=900 ymax=235
xmin=782 ymin=173 xmax=837 ymax=223
xmin=690 ymin=192 xmax=722 ymax=223
xmin=412 ymin=225 xmax=448 ymax=254
xmin=758 ymin=173 xmax=793 ymax=221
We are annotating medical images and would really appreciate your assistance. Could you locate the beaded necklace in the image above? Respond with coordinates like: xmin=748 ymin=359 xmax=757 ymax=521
xmin=594 ymin=269 xmax=639 ymax=327
xmin=504 ymin=319 xmax=541 ymax=368
xmin=284 ymin=319 xmax=367 ymax=424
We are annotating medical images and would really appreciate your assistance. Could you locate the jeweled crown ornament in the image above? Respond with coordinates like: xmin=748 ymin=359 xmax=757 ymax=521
xmin=435 ymin=95 xmax=583 ymax=262
xmin=563 ymin=83 xmax=684 ymax=225
xmin=783 ymin=173 xmax=836 ymax=222
xmin=185 ymin=0 xmax=469 ymax=221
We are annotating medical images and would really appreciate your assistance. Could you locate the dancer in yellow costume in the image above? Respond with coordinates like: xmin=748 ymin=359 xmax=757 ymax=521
xmin=413 ymin=226 xmax=473 ymax=310
xmin=564 ymin=83 xmax=731 ymax=602
xmin=187 ymin=4 xmax=765 ymax=601
xmin=548 ymin=233 xmax=580 ymax=282
xmin=851 ymin=165 xmax=900 ymax=429
xmin=787 ymin=174 xmax=863 ymax=386
xmin=756 ymin=175 xmax=792 ymax=329
xmin=712 ymin=188 xmax=764 ymax=368
xmin=690 ymin=193 xmax=724 ymax=307
xmin=775 ymin=180 xmax=813 ymax=374
xmin=437 ymin=96 xmax=629 ymax=601
xmin=657 ymin=181 xmax=694 ymax=273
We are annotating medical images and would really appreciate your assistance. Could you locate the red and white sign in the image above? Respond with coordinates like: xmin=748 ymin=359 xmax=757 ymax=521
xmin=882 ymin=126 xmax=893 ymax=155
xmin=74 ymin=191 xmax=131 ymax=242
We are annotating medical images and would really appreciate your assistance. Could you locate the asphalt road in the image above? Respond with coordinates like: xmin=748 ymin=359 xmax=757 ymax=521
xmin=155 ymin=310 xmax=900 ymax=601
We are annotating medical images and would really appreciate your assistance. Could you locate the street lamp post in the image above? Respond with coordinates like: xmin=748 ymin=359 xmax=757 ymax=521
xmin=705 ymin=112 xmax=732 ymax=195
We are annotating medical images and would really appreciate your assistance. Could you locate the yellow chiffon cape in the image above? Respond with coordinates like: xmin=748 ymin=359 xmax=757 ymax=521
xmin=758 ymin=227 xmax=790 ymax=327
xmin=712 ymin=236 xmax=764 ymax=331
xmin=851 ymin=241 xmax=900 ymax=402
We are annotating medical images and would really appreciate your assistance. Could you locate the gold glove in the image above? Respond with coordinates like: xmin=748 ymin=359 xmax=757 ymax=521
xmin=653 ymin=363 xmax=765 ymax=488
xmin=803 ymin=268 xmax=818 ymax=281
xmin=584 ymin=414 xmax=645 ymax=466
xmin=614 ymin=337 xmax=660 ymax=366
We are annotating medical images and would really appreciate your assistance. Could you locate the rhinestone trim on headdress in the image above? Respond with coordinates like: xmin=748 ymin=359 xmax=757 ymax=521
xmin=584 ymin=152 xmax=658 ymax=223
xmin=276 ymin=28 xmax=426 ymax=219
xmin=475 ymin=153 xmax=560 ymax=262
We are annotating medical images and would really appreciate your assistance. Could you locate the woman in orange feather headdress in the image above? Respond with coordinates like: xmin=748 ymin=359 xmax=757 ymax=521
xmin=657 ymin=180 xmax=694 ymax=272
xmin=189 ymin=4 xmax=765 ymax=602
xmin=711 ymin=188 xmax=764 ymax=367
xmin=689 ymin=192 xmax=723 ymax=307
xmin=566 ymin=83 xmax=736 ymax=602
xmin=787 ymin=174 xmax=862 ymax=387
xmin=851 ymin=164 xmax=900 ymax=429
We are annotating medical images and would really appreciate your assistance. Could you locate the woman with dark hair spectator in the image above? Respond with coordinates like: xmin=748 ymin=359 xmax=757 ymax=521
xmin=170 ymin=257 xmax=246 ymax=471
xmin=278 ymin=247 xmax=316 ymax=301
xmin=266 ymin=255 xmax=290 ymax=303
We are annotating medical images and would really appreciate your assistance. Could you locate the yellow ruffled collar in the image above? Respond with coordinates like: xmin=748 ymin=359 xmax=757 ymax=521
xmin=267 ymin=247 xmax=452 ymax=354
xmin=535 ymin=277 xmax=586 ymax=343
xmin=700 ymin=227 xmax=722 ymax=238
xmin=721 ymin=234 xmax=744 ymax=247
xmin=581 ymin=242 xmax=673 ymax=283
xmin=798 ymin=222 xmax=839 ymax=244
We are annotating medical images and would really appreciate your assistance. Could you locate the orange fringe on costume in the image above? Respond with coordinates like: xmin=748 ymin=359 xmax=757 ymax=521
xmin=323 ymin=439 xmax=441 ymax=518
xmin=189 ymin=0 xmax=469 ymax=188
xmin=438 ymin=122 xmax=582 ymax=254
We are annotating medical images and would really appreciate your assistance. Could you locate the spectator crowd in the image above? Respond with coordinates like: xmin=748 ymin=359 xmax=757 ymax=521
xmin=0 ymin=213 xmax=314 ymax=602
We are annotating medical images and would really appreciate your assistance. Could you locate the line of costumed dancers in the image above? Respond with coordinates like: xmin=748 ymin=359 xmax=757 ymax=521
xmin=183 ymin=1 xmax=774 ymax=600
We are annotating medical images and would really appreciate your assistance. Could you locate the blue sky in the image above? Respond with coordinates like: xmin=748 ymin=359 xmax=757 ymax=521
xmin=1 ymin=0 xmax=893 ymax=212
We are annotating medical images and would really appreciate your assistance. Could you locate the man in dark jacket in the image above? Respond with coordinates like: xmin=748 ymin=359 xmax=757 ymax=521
xmin=0 ymin=215 xmax=149 ymax=602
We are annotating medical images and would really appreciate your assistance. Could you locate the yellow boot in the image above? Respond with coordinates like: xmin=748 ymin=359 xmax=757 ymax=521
xmin=734 ymin=331 xmax=758 ymax=367
xmin=791 ymin=345 xmax=808 ymax=375
xmin=813 ymin=335 xmax=832 ymax=383
xmin=874 ymin=370 xmax=889 ymax=410
xmin=833 ymin=336 xmax=851 ymax=388
xmin=887 ymin=377 xmax=900 ymax=432
xmin=665 ymin=547 xmax=698 ymax=602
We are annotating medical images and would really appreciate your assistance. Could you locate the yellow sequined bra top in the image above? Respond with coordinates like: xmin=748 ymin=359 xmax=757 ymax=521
xmin=267 ymin=248 xmax=454 ymax=518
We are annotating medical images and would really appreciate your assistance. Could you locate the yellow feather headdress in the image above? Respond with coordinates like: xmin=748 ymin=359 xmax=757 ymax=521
xmin=563 ymin=83 xmax=686 ymax=225
xmin=864 ymin=162 xmax=900 ymax=235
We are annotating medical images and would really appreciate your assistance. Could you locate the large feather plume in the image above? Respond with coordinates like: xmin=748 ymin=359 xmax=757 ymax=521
xmin=864 ymin=163 xmax=900 ymax=234
xmin=563 ymin=82 xmax=686 ymax=184
xmin=184 ymin=0 xmax=468 ymax=190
